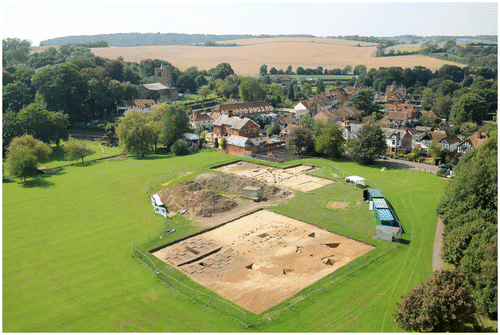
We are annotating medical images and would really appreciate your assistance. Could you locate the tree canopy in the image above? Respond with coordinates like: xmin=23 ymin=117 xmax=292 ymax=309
xmin=393 ymin=268 xmax=476 ymax=332
xmin=437 ymin=133 xmax=497 ymax=318
xmin=116 ymin=110 xmax=158 ymax=157
xmin=314 ymin=123 xmax=345 ymax=158
xmin=64 ymin=139 xmax=94 ymax=164
xmin=347 ymin=124 xmax=386 ymax=165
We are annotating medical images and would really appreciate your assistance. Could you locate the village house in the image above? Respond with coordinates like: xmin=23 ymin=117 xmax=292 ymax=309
xmin=384 ymin=81 xmax=407 ymax=103
xmin=456 ymin=131 xmax=490 ymax=155
xmin=212 ymin=112 xmax=260 ymax=138
xmin=384 ymin=128 xmax=413 ymax=154
xmin=280 ymin=124 xmax=303 ymax=137
xmin=189 ymin=110 xmax=214 ymax=130
xmin=341 ymin=123 xmax=363 ymax=142
xmin=223 ymin=136 xmax=286 ymax=158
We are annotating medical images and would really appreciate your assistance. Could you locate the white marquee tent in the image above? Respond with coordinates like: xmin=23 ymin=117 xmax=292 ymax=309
xmin=345 ymin=175 xmax=366 ymax=186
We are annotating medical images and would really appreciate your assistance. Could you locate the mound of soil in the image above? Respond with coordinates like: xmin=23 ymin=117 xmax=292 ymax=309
xmin=195 ymin=173 xmax=291 ymax=199
xmin=157 ymin=180 xmax=237 ymax=217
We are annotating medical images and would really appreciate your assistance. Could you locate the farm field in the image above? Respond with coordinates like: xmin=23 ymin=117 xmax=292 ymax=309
xmin=91 ymin=37 xmax=466 ymax=76
xmin=2 ymin=150 xmax=449 ymax=332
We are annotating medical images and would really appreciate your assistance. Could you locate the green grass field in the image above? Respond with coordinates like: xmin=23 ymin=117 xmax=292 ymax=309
xmin=3 ymin=151 xmax=449 ymax=332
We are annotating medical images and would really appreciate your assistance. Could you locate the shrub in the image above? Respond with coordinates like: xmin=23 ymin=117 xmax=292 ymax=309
xmin=170 ymin=139 xmax=189 ymax=156
xmin=437 ymin=169 xmax=449 ymax=178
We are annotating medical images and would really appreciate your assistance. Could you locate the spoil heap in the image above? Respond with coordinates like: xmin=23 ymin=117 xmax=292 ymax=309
xmin=157 ymin=180 xmax=237 ymax=217
xmin=195 ymin=173 xmax=291 ymax=199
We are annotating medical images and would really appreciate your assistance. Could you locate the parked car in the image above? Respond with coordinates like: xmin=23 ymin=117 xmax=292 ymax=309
xmin=439 ymin=164 xmax=453 ymax=171
xmin=377 ymin=155 xmax=388 ymax=160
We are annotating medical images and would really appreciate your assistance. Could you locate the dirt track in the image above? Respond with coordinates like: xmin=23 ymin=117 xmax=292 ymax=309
xmin=153 ymin=210 xmax=374 ymax=314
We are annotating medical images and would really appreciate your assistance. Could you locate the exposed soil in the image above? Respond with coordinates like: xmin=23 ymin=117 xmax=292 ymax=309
xmin=152 ymin=209 xmax=375 ymax=314
xmin=157 ymin=180 xmax=237 ymax=217
xmin=194 ymin=172 xmax=291 ymax=199
xmin=326 ymin=201 xmax=350 ymax=210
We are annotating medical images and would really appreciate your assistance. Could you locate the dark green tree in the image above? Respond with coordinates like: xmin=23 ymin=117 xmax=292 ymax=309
xmin=393 ymin=268 xmax=476 ymax=332
xmin=220 ymin=136 xmax=227 ymax=149
xmin=170 ymin=139 xmax=189 ymax=156
xmin=156 ymin=103 xmax=190 ymax=149
xmin=450 ymin=92 xmax=489 ymax=126
xmin=259 ymin=64 xmax=268 ymax=76
xmin=239 ymin=76 xmax=266 ymax=102
xmin=210 ymin=63 xmax=234 ymax=80
xmin=315 ymin=123 xmax=345 ymax=158
xmin=347 ymin=124 xmax=386 ymax=165
xmin=286 ymin=127 xmax=315 ymax=156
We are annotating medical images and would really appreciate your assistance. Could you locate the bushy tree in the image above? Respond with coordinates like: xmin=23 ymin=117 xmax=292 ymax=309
xmin=286 ymin=127 xmax=315 ymax=156
xmin=64 ymin=139 xmax=94 ymax=164
xmin=154 ymin=103 xmax=190 ymax=149
xmin=347 ymin=124 xmax=386 ymax=165
xmin=450 ymin=92 xmax=489 ymax=126
xmin=170 ymin=139 xmax=189 ymax=156
xmin=315 ymin=123 xmax=345 ymax=158
xmin=427 ymin=140 xmax=441 ymax=158
xmin=239 ymin=76 xmax=266 ymax=102
xmin=210 ymin=62 xmax=234 ymax=80
xmin=116 ymin=110 xmax=158 ymax=157
xmin=6 ymin=135 xmax=53 ymax=182
xmin=213 ymin=137 xmax=219 ymax=149
xmin=393 ymin=268 xmax=476 ymax=332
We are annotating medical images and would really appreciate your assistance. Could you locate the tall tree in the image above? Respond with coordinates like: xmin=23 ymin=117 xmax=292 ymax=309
xmin=437 ymin=134 xmax=497 ymax=318
xmin=210 ymin=63 xmax=234 ymax=80
xmin=154 ymin=103 xmax=190 ymax=149
xmin=315 ymin=123 xmax=345 ymax=158
xmin=286 ymin=127 xmax=315 ymax=156
xmin=450 ymin=93 xmax=489 ymax=126
xmin=116 ymin=110 xmax=158 ymax=157
xmin=259 ymin=64 xmax=268 ymax=76
xmin=239 ymin=76 xmax=266 ymax=102
xmin=347 ymin=124 xmax=386 ymax=165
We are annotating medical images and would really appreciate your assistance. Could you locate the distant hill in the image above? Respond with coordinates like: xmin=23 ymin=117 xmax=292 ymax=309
xmin=39 ymin=33 xmax=317 ymax=47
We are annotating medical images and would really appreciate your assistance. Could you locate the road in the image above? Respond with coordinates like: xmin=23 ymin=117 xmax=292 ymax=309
xmin=375 ymin=158 xmax=440 ymax=173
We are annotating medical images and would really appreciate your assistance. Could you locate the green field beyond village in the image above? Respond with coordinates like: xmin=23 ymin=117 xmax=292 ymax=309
xmin=3 ymin=149 xmax=449 ymax=332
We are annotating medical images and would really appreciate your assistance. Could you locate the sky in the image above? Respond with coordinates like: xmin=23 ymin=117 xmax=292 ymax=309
xmin=2 ymin=1 xmax=498 ymax=46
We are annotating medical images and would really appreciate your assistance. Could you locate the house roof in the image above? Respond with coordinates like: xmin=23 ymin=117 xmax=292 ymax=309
xmin=421 ymin=110 xmax=438 ymax=119
xmin=142 ymin=83 xmax=169 ymax=90
xmin=226 ymin=136 xmax=254 ymax=147
xmin=387 ymin=111 xmax=408 ymax=121
xmin=431 ymin=130 xmax=448 ymax=143
xmin=190 ymin=112 xmax=212 ymax=121
xmin=213 ymin=101 xmax=272 ymax=112
xmin=213 ymin=115 xmax=258 ymax=130
xmin=458 ymin=131 xmax=490 ymax=149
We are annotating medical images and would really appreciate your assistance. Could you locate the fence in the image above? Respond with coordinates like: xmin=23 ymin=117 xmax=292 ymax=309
xmin=132 ymin=157 xmax=402 ymax=328
xmin=133 ymin=219 xmax=399 ymax=328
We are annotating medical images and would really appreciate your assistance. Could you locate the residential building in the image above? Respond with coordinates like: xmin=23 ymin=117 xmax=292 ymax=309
xmin=456 ymin=131 xmax=490 ymax=155
xmin=212 ymin=101 xmax=273 ymax=118
xmin=117 ymin=99 xmax=157 ymax=115
xmin=212 ymin=112 xmax=260 ymax=138
xmin=189 ymin=110 xmax=214 ymax=130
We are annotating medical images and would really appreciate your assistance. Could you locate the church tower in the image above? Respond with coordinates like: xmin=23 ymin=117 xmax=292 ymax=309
xmin=154 ymin=65 xmax=174 ymax=87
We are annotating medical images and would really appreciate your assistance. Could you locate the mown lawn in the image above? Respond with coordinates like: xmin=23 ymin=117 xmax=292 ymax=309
xmin=2 ymin=151 xmax=449 ymax=332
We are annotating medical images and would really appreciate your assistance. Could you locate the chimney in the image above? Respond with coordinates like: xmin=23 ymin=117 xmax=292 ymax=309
xmin=239 ymin=115 xmax=244 ymax=119
xmin=227 ymin=110 xmax=233 ymax=117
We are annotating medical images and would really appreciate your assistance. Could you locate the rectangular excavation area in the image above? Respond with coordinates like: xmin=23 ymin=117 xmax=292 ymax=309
xmin=214 ymin=161 xmax=333 ymax=192
xmin=152 ymin=210 xmax=375 ymax=314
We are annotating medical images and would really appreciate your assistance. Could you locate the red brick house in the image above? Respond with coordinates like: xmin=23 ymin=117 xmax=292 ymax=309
xmin=212 ymin=112 xmax=260 ymax=138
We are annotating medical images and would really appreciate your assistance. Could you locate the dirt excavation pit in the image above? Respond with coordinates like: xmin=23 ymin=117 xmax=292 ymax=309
xmin=152 ymin=209 xmax=375 ymax=314
xmin=214 ymin=161 xmax=333 ymax=192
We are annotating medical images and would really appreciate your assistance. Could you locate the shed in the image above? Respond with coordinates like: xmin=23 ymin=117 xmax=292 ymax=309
xmin=363 ymin=189 xmax=383 ymax=201
xmin=373 ymin=207 xmax=398 ymax=227
xmin=242 ymin=186 xmax=262 ymax=201
xmin=375 ymin=225 xmax=402 ymax=241
xmin=345 ymin=175 xmax=365 ymax=187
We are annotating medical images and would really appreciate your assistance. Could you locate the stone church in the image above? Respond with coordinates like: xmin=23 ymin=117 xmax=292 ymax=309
xmin=139 ymin=65 xmax=178 ymax=102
